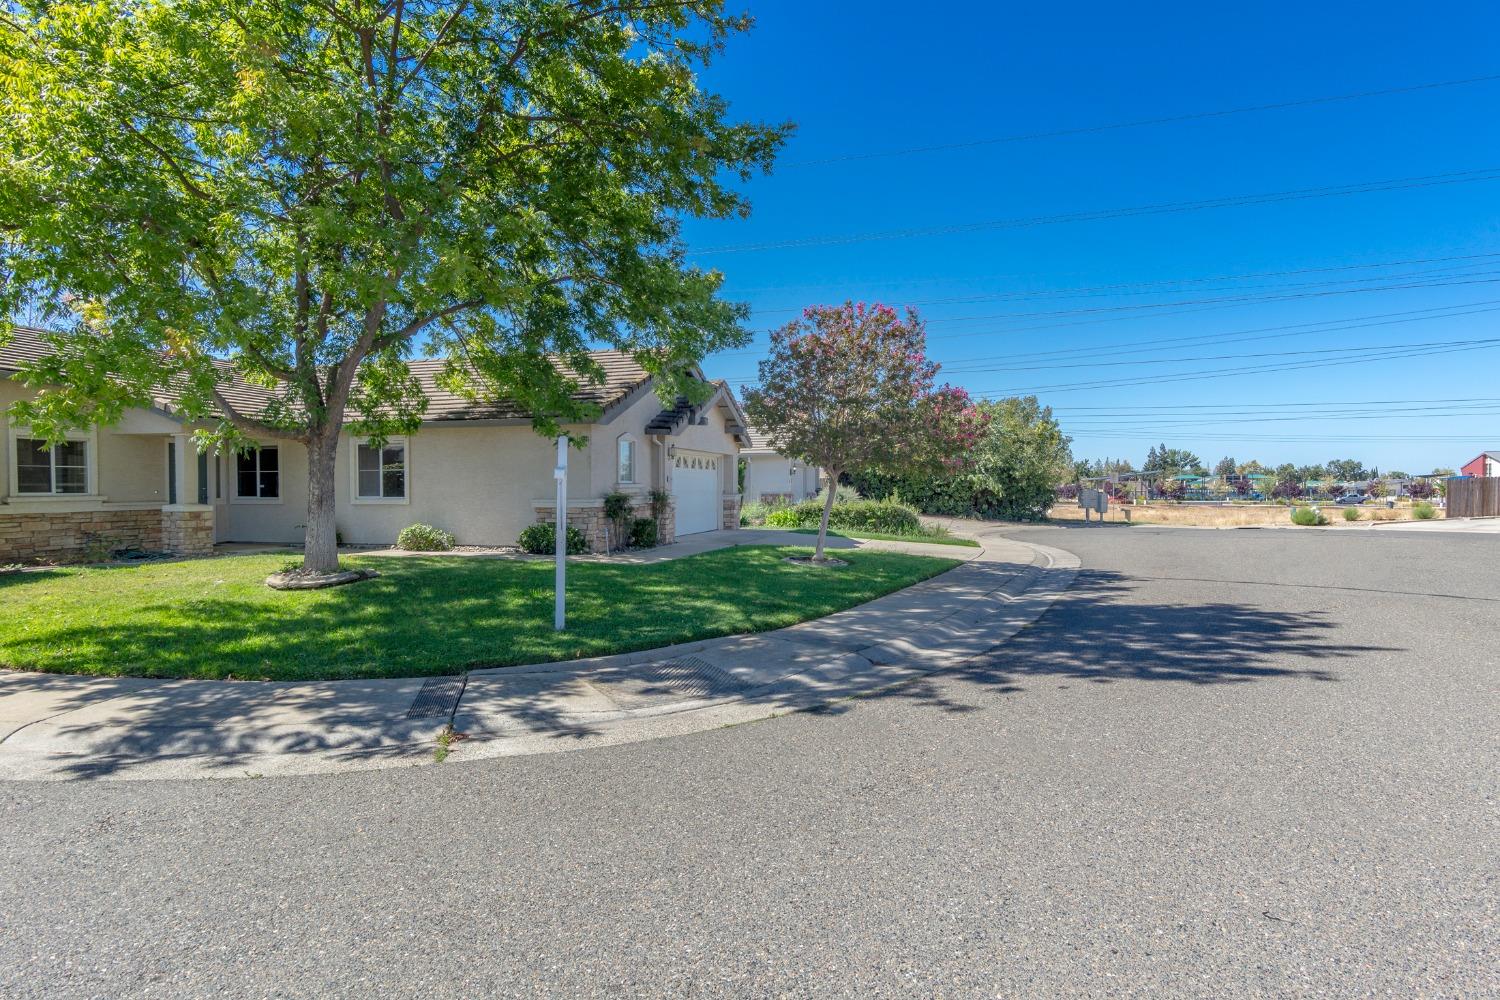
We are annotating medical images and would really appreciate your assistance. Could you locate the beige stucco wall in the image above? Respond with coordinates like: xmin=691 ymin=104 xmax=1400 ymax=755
xmin=743 ymin=453 xmax=820 ymax=501
xmin=3 ymin=378 xmax=176 ymax=505
xmin=220 ymin=421 xmax=600 ymax=547
xmin=580 ymin=386 xmax=664 ymax=499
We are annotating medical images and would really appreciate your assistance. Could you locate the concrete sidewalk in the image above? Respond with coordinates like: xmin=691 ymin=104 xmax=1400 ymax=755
xmin=0 ymin=527 xmax=1078 ymax=781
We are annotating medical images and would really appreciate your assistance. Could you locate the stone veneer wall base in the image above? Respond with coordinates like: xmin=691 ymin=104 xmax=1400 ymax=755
xmin=532 ymin=497 xmax=677 ymax=553
xmin=0 ymin=507 xmax=164 ymax=564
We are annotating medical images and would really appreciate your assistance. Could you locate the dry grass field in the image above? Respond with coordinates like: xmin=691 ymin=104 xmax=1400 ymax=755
xmin=1044 ymin=502 xmax=1442 ymax=527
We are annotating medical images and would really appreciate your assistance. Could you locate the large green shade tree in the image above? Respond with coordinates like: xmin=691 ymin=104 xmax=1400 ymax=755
xmin=0 ymin=0 xmax=788 ymax=571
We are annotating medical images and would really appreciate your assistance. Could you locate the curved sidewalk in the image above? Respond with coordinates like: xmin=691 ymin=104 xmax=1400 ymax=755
xmin=0 ymin=527 xmax=1079 ymax=782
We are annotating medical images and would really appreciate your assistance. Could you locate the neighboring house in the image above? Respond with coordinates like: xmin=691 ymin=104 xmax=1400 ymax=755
xmin=1 ymin=326 xmax=749 ymax=563
xmin=1459 ymin=451 xmax=1500 ymax=478
xmin=739 ymin=425 xmax=821 ymax=503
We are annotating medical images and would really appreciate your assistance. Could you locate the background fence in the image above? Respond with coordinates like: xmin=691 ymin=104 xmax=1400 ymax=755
xmin=1447 ymin=478 xmax=1500 ymax=518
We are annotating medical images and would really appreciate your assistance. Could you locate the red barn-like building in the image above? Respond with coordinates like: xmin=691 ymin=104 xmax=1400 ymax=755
xmin=1460 ymin=452 xmax=1500 ymax=477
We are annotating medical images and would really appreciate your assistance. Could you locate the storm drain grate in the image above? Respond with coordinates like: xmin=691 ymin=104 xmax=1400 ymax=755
xmin=591 ymin=655 xmax=748 ymax=707
xmin=405 ymin=675 xmax=466 ymax=720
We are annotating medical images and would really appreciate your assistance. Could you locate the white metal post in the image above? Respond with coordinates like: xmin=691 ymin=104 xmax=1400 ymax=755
xmin=553 ymin=435 xmax=568 ymax=632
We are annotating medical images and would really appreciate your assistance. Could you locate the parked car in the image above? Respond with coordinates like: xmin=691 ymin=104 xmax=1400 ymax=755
xmin=1334 ymin=493 xmax=1365 ymax=505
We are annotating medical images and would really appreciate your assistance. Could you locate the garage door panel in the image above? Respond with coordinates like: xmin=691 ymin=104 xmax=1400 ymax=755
xmin=673 ymin=451 xmax=721 ymax=535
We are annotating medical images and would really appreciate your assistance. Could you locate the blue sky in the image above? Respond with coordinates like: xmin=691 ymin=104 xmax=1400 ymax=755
xmin=679 ymin=1 xmax=1500 ymax=474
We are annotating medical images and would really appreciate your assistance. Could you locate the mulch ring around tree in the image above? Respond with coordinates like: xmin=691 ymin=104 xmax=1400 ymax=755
xmin=784 ymin=555 xmax=850 ymax=568
xmin=264 ymin=568 xmax=381 ymax=591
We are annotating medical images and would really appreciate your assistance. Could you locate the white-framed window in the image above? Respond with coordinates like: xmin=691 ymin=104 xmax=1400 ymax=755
xmin=617 ymin=434 xmax=637 ymax=485
xmin=352 ymin=436 xmax=408 ymax=502
xmin=233 ymin=446 xmax=280 ymax=502
xmin=14 ymin=435 xmax=89 ymax=495
xmin=8 ymin=425 xmax=97 ymax=498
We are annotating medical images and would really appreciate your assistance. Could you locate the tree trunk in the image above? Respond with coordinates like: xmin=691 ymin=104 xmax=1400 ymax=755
xmin=303 ymin=429 xmax=341 ymax=574
xmin=814 ymin=471 xmax=839 ymax=561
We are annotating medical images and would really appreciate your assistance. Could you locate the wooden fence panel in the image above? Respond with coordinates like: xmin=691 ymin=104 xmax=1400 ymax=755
xmin=1448 ymin=478 xmax=1500 ymax=517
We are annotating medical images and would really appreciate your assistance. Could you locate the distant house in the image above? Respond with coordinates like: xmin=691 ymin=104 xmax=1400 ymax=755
xmin=1460 ymin=452 xmax=1500 ymax=477
xmin=740 ymin=426 xmax=821 ymax=503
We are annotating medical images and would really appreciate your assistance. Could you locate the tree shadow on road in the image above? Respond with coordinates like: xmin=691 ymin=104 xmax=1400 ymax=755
xmin=845 ymin=567 xmax=1396 ymax=717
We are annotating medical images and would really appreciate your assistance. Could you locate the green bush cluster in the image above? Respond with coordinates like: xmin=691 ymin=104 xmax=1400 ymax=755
xmin=396 ymin=523 xmax=455 ymax=551
xmin=629 ymin=517 xmax=658 ymax=548
xmin=765 ymin=498 xmax=921 ymax=535
xmin=1342 ymin=506 xmax=1361 ymax=522
xmin=1412 ymin=501 xmax=1437 ymax=520
xmin=739 ymin=496 xmax=789 ymax=526
xmin=518 ymin=522 xmax=590 ymax=555
xmin=1290 ymin=506 xmax=1327 ymax=526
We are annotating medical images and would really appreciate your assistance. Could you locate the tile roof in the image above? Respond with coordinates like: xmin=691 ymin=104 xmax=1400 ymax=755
xmin=1 ymin=325 xmax=655 ymax=424
xmin=741 ymin=424 xmax=782 ymax=453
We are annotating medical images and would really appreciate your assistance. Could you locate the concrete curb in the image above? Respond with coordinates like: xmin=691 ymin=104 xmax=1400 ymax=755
xmin=0 ymin=528 xmax=1079 ymax=782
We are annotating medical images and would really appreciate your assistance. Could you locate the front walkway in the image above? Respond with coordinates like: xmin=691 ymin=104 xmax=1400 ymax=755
xmin=0 ymin=526 xmax=1079 ymax=781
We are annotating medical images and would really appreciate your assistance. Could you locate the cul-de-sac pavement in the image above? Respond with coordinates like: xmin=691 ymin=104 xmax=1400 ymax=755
xmin=2 ymin=522 xmax=1494 ymax=999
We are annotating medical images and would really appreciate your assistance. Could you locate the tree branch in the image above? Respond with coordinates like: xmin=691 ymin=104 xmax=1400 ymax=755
xmin=370 ymin=298 xmax=485 ymax=352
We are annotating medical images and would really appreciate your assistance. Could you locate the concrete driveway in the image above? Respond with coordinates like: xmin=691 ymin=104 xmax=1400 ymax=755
xmin=0 ymin=525 xmax=1494 ymax=998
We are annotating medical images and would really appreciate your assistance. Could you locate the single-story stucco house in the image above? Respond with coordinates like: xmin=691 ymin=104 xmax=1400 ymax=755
xmin=1 ymin=326 xmax=753 ymax=563
xmin=740 ymin=425 xmax=822 ymax=503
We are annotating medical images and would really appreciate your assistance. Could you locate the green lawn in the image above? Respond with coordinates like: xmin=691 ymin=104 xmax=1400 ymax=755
xmin=787 ymin=527 xmax=980 ymax=548
xmin=0 ymin=546 xmax=959 ymax=682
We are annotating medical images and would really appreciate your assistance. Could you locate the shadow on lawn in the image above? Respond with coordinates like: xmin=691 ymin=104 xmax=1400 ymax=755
xmin=0 ymin=554 xmax=1395 ymax=779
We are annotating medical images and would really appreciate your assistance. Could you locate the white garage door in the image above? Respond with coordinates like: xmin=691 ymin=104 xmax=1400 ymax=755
xmin=673 ymin=451 xmax=722 ymax=536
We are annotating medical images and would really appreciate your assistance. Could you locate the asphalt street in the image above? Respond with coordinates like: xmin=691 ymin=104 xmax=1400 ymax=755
xmin=2 ymin=525 xmax=1496 ymax=998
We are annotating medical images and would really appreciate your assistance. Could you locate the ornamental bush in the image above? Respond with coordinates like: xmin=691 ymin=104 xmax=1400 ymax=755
xmin=1271 ymin=479 xmax=1304 ymax=501
xmin=629 ymin=517 xmax=659 ymax=548
xmin=396 ymin=523 xmax=455 ymax=551
xmin=765 ymin=507 xmax=800 ymax=527
xmin=1342 ymin=506 xmax=1361 ymax=522
xmin=517 ymin=522 xmax=589 ymax=555
xmin=1290 ymin=506 xmax=1327 ymax=526
xmin=1412 ymin=501 xmax=1437 ymax=520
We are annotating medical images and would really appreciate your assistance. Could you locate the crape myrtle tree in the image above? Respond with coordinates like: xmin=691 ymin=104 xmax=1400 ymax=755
xmin=741 ymin=302 xmax=987 ymax=562
xmin=1407 ymin=479 xmax=1435 ymax=500
xmin=0 ymin=0 xmax=789 ymax=573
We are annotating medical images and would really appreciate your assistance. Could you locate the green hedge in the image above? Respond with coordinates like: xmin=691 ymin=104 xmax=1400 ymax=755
xmin=850 ymin=469 xmax=1055 ymax=522
xmin=766 ymin=498 xmax=921 ymax=534
xmin=518 ymin=522 xmax=590 ymax=555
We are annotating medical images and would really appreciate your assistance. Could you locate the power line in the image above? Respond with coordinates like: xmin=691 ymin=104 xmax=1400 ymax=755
xmin=780 ymin=73 xmax=1500 ymax=169
xmin=721 ymin=301 xmax=1500 ymax=384
xmin=1049 ymin=396 xmax=1500 ymax=411
xmin=938 ymin=335 xmax=1500 ymax=375
xmin=1064 ymin=410 xmax=1500 ymax=429
xmin=1073 ymin=432 xmax=1499 ymax=442
xmin=721 ymin=245 xmax=1500 ymax=297
xmin=694 ymin=167 xmax=1500 ymax=256
xmin=716 ymin=285 xmax=1500 ymax=365
xmin=970 ymin=339 xmax=1500 ymax=395
xmin=913 ymin=271 xmax=1500 ymax=328
xmin=940 ymin=299 xmax=1500 ymax=365
xmin=745 ymin=252 xmax=1500 ymax=316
